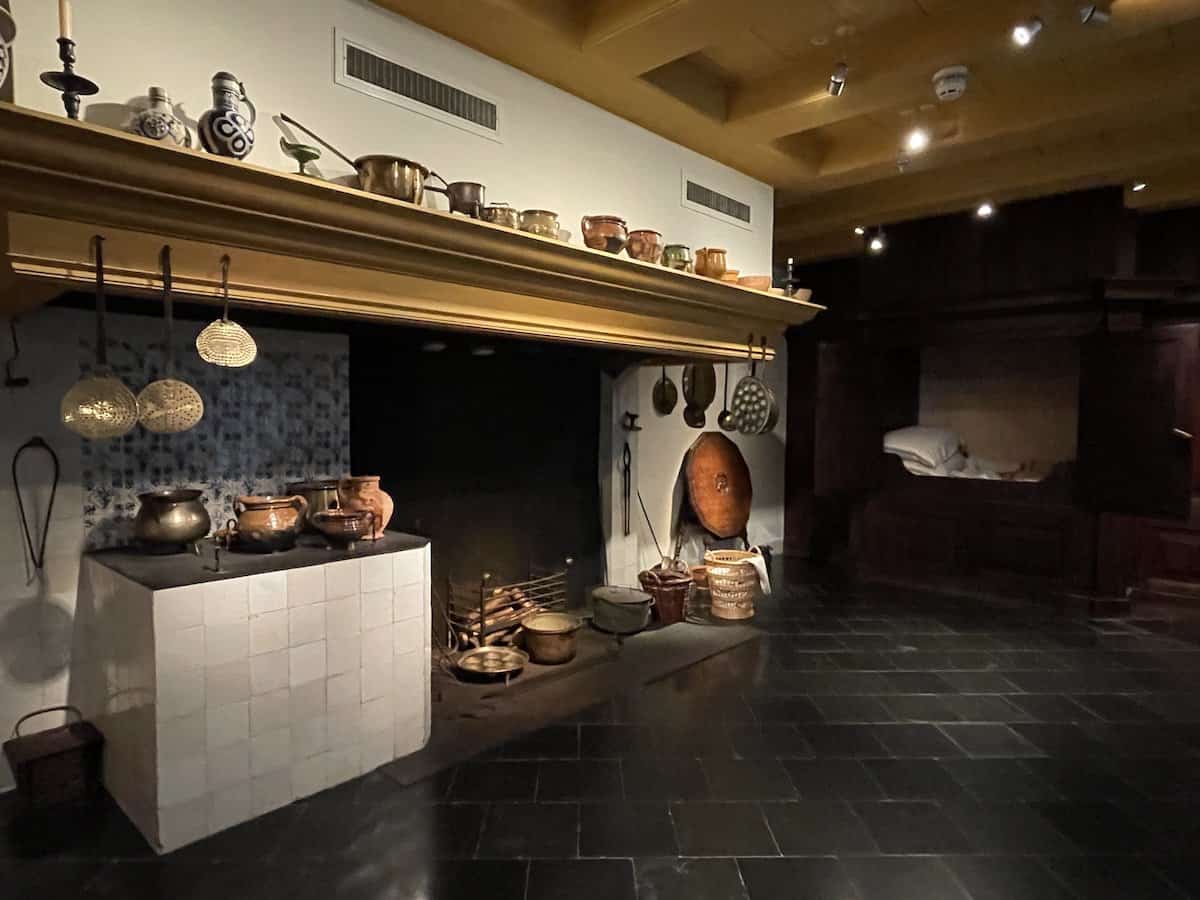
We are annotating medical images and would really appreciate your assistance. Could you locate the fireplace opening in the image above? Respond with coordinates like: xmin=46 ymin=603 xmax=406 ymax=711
xmin=350 ymin=325 xmax=635 ymax=646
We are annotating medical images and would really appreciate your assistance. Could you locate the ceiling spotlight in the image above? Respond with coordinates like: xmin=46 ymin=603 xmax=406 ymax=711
xmin=1012 ymin=16 xmax=1043 ymax=46
xmin=1080 ymin=4 xmax=1111 ymax=24
xmin=853 ymin=226 xmax=866 ymax=236
xmin=905 ymin=127 xmax=930 ymax=154
xmin=828 ymin=62 xmax=849 ymax=97
xmin=471 ymin=345 xmax=496 ymax=357
xmin=421 ymin=340 xmax=447 ymax=352
xmin=975 ymin=201 xmax=996 ymax=219
xmin=1132 ymin=181 xmax=1148 ymax=193
xmin=867 ymin=229 xmax=887 ymax=255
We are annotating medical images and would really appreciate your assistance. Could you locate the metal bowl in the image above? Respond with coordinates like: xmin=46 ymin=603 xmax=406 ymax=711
xmin=457 ymin=646 xmax=529 ymax=679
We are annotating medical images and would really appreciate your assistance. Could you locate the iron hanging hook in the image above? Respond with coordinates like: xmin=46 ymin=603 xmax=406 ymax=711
xmin=4 ymin=317 xmax=29 ymax=388
xmin=219 ymin=254 xmax=232 ymax=322
xmin=160 ymin=245 xmax=175 ymax=375
xmin=92 ymin=235 xmax=108 ymax=369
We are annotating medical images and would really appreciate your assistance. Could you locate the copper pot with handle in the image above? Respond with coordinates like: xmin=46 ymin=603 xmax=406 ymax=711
xmin=225 ymin=494 xmax=308 ymax=553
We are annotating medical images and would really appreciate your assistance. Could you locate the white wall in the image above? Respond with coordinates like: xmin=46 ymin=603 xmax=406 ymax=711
xmin=9 ymin=0 xmax=772 ymax=274
xmin=604 ymin=347 xmax=789 ymax=587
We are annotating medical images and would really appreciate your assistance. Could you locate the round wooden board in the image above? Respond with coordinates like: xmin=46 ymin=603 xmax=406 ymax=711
xmin=684 ymin=432 xmax=752 ymax=539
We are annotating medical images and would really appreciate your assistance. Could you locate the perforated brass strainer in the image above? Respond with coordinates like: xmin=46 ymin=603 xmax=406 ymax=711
xmin=196 ymin=254 xmax=257 ymax=368
xmin=60 ymin=236 xmax=140 ymax=440
xmin=138 ymin=246 xmax=204 ymax=434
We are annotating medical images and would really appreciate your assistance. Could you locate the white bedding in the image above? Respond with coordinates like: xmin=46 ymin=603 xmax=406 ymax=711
xmin=901 ymin=456 xmax=1050 ymax=483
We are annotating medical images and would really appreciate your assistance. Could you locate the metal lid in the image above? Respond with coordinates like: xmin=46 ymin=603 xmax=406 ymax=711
xmin=287 ymin=479 xmax=338 ymax=491
xmin=592 ymin=586 xmax=652 ymax=606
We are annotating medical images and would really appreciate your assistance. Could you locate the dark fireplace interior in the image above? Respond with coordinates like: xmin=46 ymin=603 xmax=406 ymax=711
xmin=351 ymin=326 xmax=632 ymax=637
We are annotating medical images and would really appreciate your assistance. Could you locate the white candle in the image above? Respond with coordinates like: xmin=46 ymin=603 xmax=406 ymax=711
xmin=58 ymin=0 xmax=72 ymax=40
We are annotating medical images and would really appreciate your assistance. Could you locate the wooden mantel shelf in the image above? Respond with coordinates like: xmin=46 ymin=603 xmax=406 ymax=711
xmin=0 ymin=103 xmax=820 ymax=359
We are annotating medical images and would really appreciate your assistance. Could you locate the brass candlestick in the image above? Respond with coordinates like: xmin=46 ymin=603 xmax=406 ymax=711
xmin=39 ymin=37 xmax=99 ymax=120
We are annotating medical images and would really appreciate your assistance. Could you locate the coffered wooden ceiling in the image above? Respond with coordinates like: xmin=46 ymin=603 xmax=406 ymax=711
xmin=374 ymin=0 xmax=1200 ymax=261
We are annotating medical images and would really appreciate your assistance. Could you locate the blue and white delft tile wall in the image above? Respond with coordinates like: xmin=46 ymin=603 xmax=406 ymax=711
xmin=80 ymin=312 xmax=350 ymax=548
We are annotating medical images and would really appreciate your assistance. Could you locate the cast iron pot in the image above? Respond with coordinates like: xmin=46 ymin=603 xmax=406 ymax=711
xmin=591 ymin=586 xmax=654 ymax=635
xmin=521 ymin=612 xmax=582 ymax=665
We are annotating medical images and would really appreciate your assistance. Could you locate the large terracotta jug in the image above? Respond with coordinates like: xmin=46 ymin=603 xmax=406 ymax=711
xmin=338 ymin=476 xmax=393 ymax=540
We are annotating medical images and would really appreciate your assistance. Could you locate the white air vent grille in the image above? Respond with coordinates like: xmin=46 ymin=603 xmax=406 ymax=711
xmin=335 ymin=32 xmax=502 ymax=143
xmin=686 ymin=180 xmax=752 ymax=224
xmin=346 ymin=44 xmax=497 ymax=131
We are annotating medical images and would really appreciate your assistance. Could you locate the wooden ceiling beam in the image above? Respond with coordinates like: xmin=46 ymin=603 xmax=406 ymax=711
xmin=808 ymin=27 xmax=1200 ymax=187
xmin=730 ymin=0 xmax=1200 ymax=142
xmin=580 ymin=0 xmax=746 ymax=78
xmin=726 ymin=3 xmax=1027 ymax=139
xmin=774 ymin=113 xmax=1200 ymax=241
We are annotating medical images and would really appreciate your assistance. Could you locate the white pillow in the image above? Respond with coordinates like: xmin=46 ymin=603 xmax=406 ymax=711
xmin=900 ymin=449 xmax=966 ymax=478
xmin=884 ymin=426 xmax=962 ymax=469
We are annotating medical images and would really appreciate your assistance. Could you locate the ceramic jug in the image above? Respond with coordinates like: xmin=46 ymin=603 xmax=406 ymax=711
xmin=0 ymin=6 xmax=15 ymax=94
xmin=198 ymin=72 xmax=256 ymax=160
xmin=338 ymin=476 xmax=393 ymax=541
xmin=694 ymin=247 xmax=728 ymax=279
xmin=130 ymin=86 xmax=191 ymax=147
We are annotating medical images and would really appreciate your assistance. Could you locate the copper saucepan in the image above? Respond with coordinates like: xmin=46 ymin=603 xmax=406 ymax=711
xmin=279 ymin=113 xmax=445 ymax=204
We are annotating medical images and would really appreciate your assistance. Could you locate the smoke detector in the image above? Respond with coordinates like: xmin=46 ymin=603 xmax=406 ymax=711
xmin=932 ymin=66 xmax=969 ymax=102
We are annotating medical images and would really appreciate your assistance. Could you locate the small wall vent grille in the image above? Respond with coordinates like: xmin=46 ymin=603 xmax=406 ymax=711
xmin=686 ymin=180 xmax=752 ymax=224
xmin=336 ymin=33 xmax=502 ymax=142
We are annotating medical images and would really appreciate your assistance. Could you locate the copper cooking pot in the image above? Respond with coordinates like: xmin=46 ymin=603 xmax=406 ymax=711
xmin=225 ymin=494 xmax=308 ymax=553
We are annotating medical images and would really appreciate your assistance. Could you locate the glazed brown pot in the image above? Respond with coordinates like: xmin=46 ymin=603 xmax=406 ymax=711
xmin=627 ymin=229 xmax=664 ymax=263
xmin=580 ymin=215 xmax=628 ymax=253
xmin=694 ymin=247 xmax=728 ymax=279
xmin=229 ymin=495 xmax=308 ymax=553
xmin=338 ymin=476 xmax=393 ymax=540
xmin=662 ymin=244 xmax=693 ymax=271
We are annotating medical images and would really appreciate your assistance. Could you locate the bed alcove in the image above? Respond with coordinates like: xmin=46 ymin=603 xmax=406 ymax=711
xmin=783 ymin=188 xmax=1200 ymax=608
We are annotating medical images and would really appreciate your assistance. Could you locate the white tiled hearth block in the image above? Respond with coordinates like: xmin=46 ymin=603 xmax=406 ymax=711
xmin=83 ymin=542 xmax=431 ymax=854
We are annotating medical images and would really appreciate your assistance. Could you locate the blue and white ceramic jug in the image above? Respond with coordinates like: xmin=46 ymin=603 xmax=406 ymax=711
xmin=198 ymin=72 xmax=256 ymax=160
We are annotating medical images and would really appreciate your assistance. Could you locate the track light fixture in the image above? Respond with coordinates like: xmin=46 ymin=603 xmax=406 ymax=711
xmin=1080 ymin=4 xmax=1111 ymax=24
xmin=1012 ymin=16 xmax=1043 ymax=46
xmin=904 ymin=127 xmax=930 ymax=154
xmin=828 ymin=62 xmax=848 ymax=97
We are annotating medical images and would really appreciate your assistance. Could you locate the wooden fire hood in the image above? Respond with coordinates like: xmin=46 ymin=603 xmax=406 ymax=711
xmin=0 ymin=103 xmax=820 ymax=359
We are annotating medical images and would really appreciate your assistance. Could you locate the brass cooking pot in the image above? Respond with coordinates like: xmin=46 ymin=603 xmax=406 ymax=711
xmin=134 ymin=489 xmax=212 ymax=552
xmin=354 ymin=155 xmax=446 ymax=204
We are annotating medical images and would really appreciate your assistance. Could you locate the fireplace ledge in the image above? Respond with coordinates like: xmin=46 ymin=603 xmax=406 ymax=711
xmin=0 ymin=103 xmax=819 ymax=358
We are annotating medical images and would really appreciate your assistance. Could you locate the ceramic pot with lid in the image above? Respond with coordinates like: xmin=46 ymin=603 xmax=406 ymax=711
xmin=227 ymin=495 xmax=307 ymax=553
xmin=519 ymin=209 xmax=560 ymax=238
xmin=286 ymin=479 xmax=340 ymax=533
xmin=521 ymin=612 xmax=582 ymax=665
xmin=134 ymin=489 xmax=211 ymax=552
xmin=338 ymin=476 xmax=393 ymax=540
xmin=580 ymin=216 xmax=628 ymax=253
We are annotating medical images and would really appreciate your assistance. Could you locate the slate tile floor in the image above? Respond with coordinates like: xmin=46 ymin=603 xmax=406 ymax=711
xmin=5 ymin=576 xmax=1200 ymax=898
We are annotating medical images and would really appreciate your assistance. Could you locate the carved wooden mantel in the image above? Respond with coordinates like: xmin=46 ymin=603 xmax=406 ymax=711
xmin=0 ymin=103 xmax=819 ymax=358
